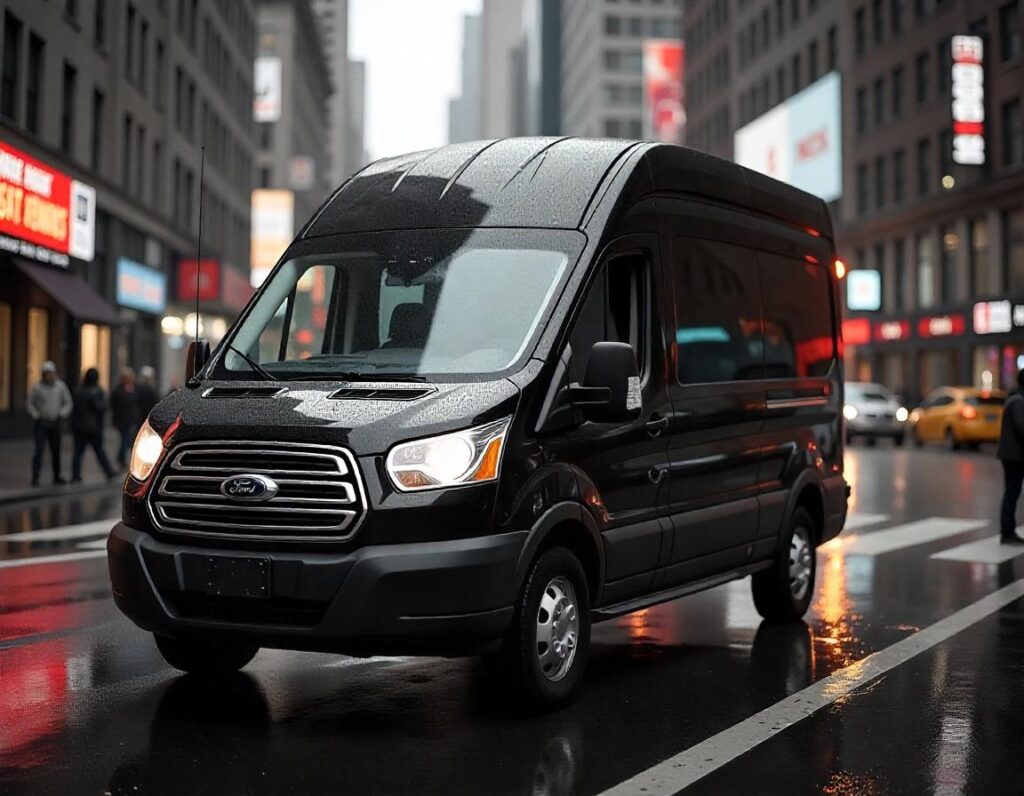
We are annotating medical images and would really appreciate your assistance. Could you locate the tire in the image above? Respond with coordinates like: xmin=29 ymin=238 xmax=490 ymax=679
xmin=894 ymin=433 xmax=906 ymax=447
xmin=485 ymin=547 xmax=591 ymax=711
xmin=912 ymin=425 xmax=924 ymax=448
xmin=154 ymin=634 xmax=259 ymax=675
xmin=945 ymin=427 xmax=959 ymax=452
xmin=752 ymin=507 xmax=817 ymax=622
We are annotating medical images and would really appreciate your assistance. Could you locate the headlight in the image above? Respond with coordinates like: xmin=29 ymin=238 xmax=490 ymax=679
xmin=896 ymin=406 xmax=909 ymax=423
xmin=129 ymin=420 xmax=164 ymax=482
xmin=386 ymin=418 xmax=510 ymax=492
xmin=843 ymin=405 xmax=859 ymax=421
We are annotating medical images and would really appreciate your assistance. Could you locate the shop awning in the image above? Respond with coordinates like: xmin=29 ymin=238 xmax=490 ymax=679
xmin=15 ymin=259 xmax=121 ymax=326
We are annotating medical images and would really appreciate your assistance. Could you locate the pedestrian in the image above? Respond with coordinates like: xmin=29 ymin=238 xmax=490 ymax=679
xmin=997 ymin=367 xmax=1024 ymax=545
xmin=135 ymin=365 xmax=159 ymax=423
xmin=71 ymin=368 xmax=116 ymax=482
xmin=27 ymin=361 xmax=73 ymax=487
xmin=111 ymin=367 xmax=138 ymax=469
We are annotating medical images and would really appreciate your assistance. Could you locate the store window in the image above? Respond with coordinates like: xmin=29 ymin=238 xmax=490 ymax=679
xmin=26 ymin=308 xmax=49 ymax=393
xmin=1005 ymin=208 xmax=1024 ymax=293
xmin=969 ymin=218 xmax=990 ymax=297
xmin=80 ymin=323 xmax=111 ymax=388
xmin=940 ymin=226 xmax=958 ymax=303
xmin=0 ymin=303 xmax=10 ymax=411
xmin=916 ymin=234 xmax=935 ymax=307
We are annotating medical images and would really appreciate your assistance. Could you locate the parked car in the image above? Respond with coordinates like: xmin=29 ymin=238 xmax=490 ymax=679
xmin=843 ymin=382 xmax=909 ymax=446
xmin=909 ymin=387 xmax=1006 ymax=450
xmin=108 ymin=138 xmax=848 ymax=710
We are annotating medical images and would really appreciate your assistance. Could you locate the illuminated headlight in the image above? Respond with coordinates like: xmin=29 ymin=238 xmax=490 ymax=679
xmin=386 ymin=418 xmax=510 ymax=492
xmin=896 ymin=406 xmax=909 ymax=423
xmin=843 ymin=405 xmax=859 ymax=421
xmin=129 ymin=420 xmax=164 ymax=482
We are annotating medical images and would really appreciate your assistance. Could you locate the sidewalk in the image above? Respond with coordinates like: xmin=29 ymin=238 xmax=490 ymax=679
xmin=0 ymin=428 xmax=125 ymax=505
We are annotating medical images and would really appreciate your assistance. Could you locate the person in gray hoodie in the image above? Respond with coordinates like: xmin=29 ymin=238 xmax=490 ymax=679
xmin=27 ymin=361 xmax=73 ymax=487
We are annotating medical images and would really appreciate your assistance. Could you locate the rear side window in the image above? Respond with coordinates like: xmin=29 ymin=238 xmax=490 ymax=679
xmin=758 ymin=253 xmax=836 ymax=378
xmin=672 ymin=238 xmax=763 ymax=384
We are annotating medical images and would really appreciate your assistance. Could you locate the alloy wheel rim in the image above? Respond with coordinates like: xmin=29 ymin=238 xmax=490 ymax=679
xmin=536 ymin=576 xmax=579 ymax=682
xmin=789 ymin=526 xmax=813 ymax=601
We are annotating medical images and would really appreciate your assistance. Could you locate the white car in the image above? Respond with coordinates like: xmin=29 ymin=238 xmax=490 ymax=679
xmin=843 ymin=382 xmax=909 ymax=446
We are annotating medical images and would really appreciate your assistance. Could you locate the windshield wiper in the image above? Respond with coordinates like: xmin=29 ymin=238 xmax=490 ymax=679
xmin=227 ymin=344 xmax=279 ymax=382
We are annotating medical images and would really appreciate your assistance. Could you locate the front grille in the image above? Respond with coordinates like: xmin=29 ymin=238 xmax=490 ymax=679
xmin=149 ymin=441 xmax=367 ymax=542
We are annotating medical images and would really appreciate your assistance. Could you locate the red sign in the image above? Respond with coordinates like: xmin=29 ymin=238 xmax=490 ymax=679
xmin=643 ymin=41 xmax=686 ymax=143
xmin=918 ymin=314 xmax=966 ymax=338
xmin=842 ymin=318 xmax=871 ymax=345
xmin=873 ymin=320 xmax=912 ymax=342
xmin=177 ymin=259 xmax=222 ymax=302
xmin=0 ymin=140 xmax=95 ymax=263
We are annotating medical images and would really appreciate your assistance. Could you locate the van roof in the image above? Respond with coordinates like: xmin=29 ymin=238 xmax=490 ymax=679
xmin=301 ymin=137 xmax=834 ymax=242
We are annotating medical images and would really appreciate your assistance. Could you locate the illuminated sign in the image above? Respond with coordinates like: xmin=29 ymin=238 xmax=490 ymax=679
xmin=1015 ymin=305 xmax=1024 ymax=328
xmin=974 ymin=300 xmax=1012 ymax=334
xmin=643 ymin=40 xmax=686 ymax=144
xmin=254 ymin=57 xmax=282 ymax=122
xmin=846 ymin=270 xmax=882 ymax=312
xmin=873 ymin=320 xmax=911 ymax=342
xmin=734 ymin=71 xmax=843 ymax=202
xmin=918 ymin=314 xmax=966 ymax=338
xmin=951 ymin=36 xmax=985 ymax=165
xmin=842 ymin=318 xmax=871 ymax=345
xmin=116 ymin=258 xmax=167 ymax=314
xmin=250 ymin=189 xmax=294 ymax=287
xmin=0 ymin=140 xmax=95 ymax=266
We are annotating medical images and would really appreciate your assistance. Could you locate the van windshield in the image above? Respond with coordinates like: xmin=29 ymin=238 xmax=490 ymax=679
xmin=217 ymin=229 xmax=581 ymax=381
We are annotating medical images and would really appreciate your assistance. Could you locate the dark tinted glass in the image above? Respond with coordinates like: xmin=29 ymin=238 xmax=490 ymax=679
xmin=966 ymin=395 xmax=1005 ymax=406
xmin=759 ymin=253 xmax=836 ymax=378
xmin=672 ymin=238 xmax=763 ymax=384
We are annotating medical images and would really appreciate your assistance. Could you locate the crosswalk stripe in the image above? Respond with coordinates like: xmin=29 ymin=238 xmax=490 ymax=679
xmin=932 ymin=530 xmax=1024 ymax=564
xmin=826 ymin=517 xmax=990 ymax=557
xmin=0 ymin=519 xmax=115 ymax=544
xmin=843 ymin=513 xmax=889 ymax=531
xmin=0 ymin=550 xmax=107 ymax=569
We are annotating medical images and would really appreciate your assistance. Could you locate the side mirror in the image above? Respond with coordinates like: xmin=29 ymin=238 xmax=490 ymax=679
xmin=569 ymin=342 xmax=641 ymax=423
xmin=186 ymin=340 xmax=211 ymax=382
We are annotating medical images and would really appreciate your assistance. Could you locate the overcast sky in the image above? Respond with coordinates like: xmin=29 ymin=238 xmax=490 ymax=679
xmin=350 ymin=0 xmax=482 ymax=162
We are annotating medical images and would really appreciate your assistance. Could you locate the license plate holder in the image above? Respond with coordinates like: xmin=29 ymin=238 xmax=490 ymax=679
xmin=203 ymin=556 xmax=271 ymax=599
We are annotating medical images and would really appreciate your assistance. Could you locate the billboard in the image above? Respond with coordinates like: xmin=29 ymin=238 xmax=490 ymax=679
xmin=643 ymin=40 xmax=686 ymax=143
xmin=0 ymin=139 xmax=95 ymax=266
xmin=254 ymin=57 xmax=282 ymax=122
xmin=116 ymin=258 xmax=167 ymax=314
xmin=951 ymin=35 xmax=985 ymax=165
xmin=846 ymin=270 xmax=882 ymax=311
xmin=250 ymin=189 xmax=294 ymax=287
xmin=734 ymin=71 xmax=842 ymax=202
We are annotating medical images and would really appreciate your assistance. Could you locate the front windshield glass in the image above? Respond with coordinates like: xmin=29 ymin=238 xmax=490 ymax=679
xmin=217 ymin=229 xmax=580 ymax=381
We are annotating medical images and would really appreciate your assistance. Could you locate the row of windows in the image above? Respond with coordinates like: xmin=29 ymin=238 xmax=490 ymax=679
xmin=736 ymin=0 xmax=823 ymax=71
xmin=686 ymin=0 xmax=730 ymax=56
xmin=736 ymin=29 xmax=834 ymax=127
xmin=603 ymin=14 xmax=681 ymax=38
xmin=688 ymin=47 xmax=731 ymax=111
xmin=687 ymin=105 xmax=732 ymax=154
xmin=603 ymin=82 xmax=643 ymax=106
xmin=854 ymin=100 xmax=1024 ymax=218
xmin=603 ymin=117 xmax=644 ymax=138
xmin=853 ymin=41 xmax=952 ymax=135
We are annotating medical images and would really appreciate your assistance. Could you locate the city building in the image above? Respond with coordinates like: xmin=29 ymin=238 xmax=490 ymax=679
xmin=682 ymin=0 xmax=1024 ymax=401
xmin=519 ymin=0 xmax=562 ymax=136
xmin=560 ymin=0 xmax=682 ymax=138
xmin=0 ymin=0 xmax=257 ymax=436
xmin=347 ymin=58 xmax=367 ymax=169
xmin=480 ymin=0 xmax=523 ymax=139
xmin=449 ymin=13 xmax=483 ymax=143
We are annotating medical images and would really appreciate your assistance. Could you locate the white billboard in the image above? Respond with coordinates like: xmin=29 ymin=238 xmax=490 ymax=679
xmin=254 ymin=57 xmax=282 ymax=122
xmin=734 ymin=71 xmax=842 ymax=202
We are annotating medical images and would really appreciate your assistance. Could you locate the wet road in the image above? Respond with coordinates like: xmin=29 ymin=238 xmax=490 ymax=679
xmin=2 ymin=446 xmax=1024 ymax=795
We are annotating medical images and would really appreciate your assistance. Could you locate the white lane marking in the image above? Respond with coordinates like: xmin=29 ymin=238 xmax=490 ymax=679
xmin=843 ymin=513 xmax=889 ymax=531
xmin=76 ymin=538 xmax=109 ymax=550
xmin=831 ymin=517 xmax=989 ymax=557
xmin=0 ymin=550 xmax=107 ymax=569
xmin=600 ymin=579 xmax=1024 ymax=796
xmin=932 ymin=530 xmax=1024 ymax=564
xmin=0 ymin=519 xmax=115 ymax=543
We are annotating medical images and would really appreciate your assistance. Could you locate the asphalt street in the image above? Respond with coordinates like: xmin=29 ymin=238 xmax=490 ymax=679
xmin=2 ymin=445 xmax=1024 ymax=795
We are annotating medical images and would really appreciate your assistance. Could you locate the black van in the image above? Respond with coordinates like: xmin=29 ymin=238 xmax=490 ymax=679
xmin=108 ymin=139 xmax=847 ymax=708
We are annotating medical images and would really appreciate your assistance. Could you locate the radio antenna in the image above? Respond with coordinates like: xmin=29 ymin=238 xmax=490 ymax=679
xmin=194 ymin=145 xmax=205 ymax=346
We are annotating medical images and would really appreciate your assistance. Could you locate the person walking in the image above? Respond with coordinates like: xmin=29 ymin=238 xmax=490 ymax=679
xmin=71 ymin=368 xmax=116 ymax=482
xmin=27 ymin=361 xmax=73 ymax=487
xmin=111 ymin=367 xmax=138 ymax=469
xmin=998 ymin=368 xmax=1024 ymax=545
xmin=135 ymin=365 xmax=159 ymax=423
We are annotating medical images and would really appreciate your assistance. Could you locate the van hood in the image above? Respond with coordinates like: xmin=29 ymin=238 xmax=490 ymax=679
xmin=148 ymin=379 xmax=520 ymax=457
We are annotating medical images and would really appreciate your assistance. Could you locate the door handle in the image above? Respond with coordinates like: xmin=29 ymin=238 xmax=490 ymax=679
xmin=648 ymin=465 xmax=668 ymax=484
xmin=645 ymin=415 xmax=669 ymax=437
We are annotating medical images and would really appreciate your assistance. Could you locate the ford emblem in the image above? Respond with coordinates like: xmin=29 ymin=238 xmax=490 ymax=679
xmin=220 ymin=474 xmax=279 ymax=502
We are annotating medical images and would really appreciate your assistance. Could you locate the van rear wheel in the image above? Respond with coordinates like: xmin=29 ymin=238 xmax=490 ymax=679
xmin=154 ymin=634 xmax=259 ymax=675
xmin=752 ymin=507 xmax=817 ymax=621
xmin=484 ymin=546 xmax=591 ymax=711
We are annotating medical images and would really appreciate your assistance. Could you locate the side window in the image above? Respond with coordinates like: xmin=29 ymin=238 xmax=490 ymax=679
xmin=568 ymin=253 xmax=649 ymax=384
xmin=248 ymin=264 xmax=338 ymax=364
xmin=932 ymin=395 xmax=955 ymax=407
xmin=758 ymin=252 xmax=836 ymax=378
xmin=672 ymin=238 xmax=763 ymax=384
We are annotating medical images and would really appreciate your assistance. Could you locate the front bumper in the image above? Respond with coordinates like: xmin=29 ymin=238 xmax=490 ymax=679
xmin=107 ymin=523 xmax=526 ymax=656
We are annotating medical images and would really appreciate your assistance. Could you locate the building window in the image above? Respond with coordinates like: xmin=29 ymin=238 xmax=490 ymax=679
xmin=94 ymin=0 xmax=106 ymax=47
xmin=854 ymin=8 xmax=866 ymax=55
xmin=791 ymin=53 xmax=801 ymax=92
xmin=872 ymin=0 xmax=884 ymax=44
xmin=873 ymin=78 xmax=885 ymax=125
xmin=935 ymin=38 xmax=950 ymax=96
xmin=90 ymin=88 xmax=104 ymax=170
xmin=915 ymin=51 xmax=929 ymax=103
xmin=874 ymin=156 xmax=886 ymax=208
xmin=893 ymin=148 xmax=905 ymax=203
xmin=856 ymin=86 xmax=868 ymax=132
xmin=808 ymin=40 xmax=819 ymax=82
xmin=856 ymin=163 xmax=869 ymax=215
xmin=938 ymin=128 xmax=953 ymax=179
xmin=970 ymin=218 xmax=990 ymax=297
xmin=66 ymin=0 xmax=79 ymax=21
xmin=140 ymin=20 xmax=149 ymax=93
xmin=827 ymin=25 xmax=837 ymax=70
xmin=125 ymin=4 xmax=135 ymax=80
xmin=776 ymin=66 xmax=786 ymax=102
xmin=917 ymin=137 xmax=931 ymax=194
xmin=605 ymin=15 xmax=621 ymax=34
xmin=1003 ymin=99 xmax=1023 ymax=167
xmin=26 ymin=33 xmax=44 ymax=136
xmin=61 ymin=61 xmax=77 ymax=155
xmin=761 ymin=8 xmax=771 ymax=47
xmin=775 ymin=0 xmax=785 ymax=36
xmin=135 ymin=124 xmax=145 ymax=197
xmin=155 ymin=41 xmax=165 ymax=109
xmin=1005 ymin=208 xmax=1024 ymax=293
xmin=891 ymin=0 xmax=904 ymax=33
xmin=791 ymin=0 xmax=801 ymax=24
xmin=2 ymin=12 xmax=23 ymax=122
xmin=893 ymin=238 xmax=907 ymax=309
xmin=940 ymin=225 xmax=958 ymax=303
xmin=152 ymin=139 xmax=162 ymax=209
xmin=1001 ymin=1 xmax=1022 ymax=62
xmin=916 ymin=234 xmax=935 ymax=308
xmin=122 ymin=114 xmax=133 ymax=188
xmin=914 ymin=0 xmax=934 ymax=19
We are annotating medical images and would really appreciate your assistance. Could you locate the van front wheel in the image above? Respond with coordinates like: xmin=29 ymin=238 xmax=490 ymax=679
xmin=485 ymin=546 xmax=591 ymax=711
xmin=752 ymin=507 xmax=817 ymax=621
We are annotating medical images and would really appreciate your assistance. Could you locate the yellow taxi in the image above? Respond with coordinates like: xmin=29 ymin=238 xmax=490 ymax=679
xmin=909 ymin=387 xmax=1006 ymax=450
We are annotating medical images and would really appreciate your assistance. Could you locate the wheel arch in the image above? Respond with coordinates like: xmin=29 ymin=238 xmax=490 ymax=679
xmin=512 ymin=502 xmax=605 ymax=605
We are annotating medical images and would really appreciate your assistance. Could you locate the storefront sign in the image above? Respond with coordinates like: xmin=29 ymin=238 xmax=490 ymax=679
xmin=116 ymin=258 xmax=167 ymax=314
xmin=0 ymin=140 xmax=95 ymax=266
xmin=842 ymin=318 xmax=871 ymax=345
xmin=846 ymin=270 xmax=882 ymax=311
xmin=177 ymin=259 xmax=222 ymax=302
xmin=951 ymin=35 xmax=985 ymax=166
xmin=873 ymin=320 xmax=911 ymax=342
xmin=974 ymin=300 xmax=1012 ymax=334
xmin=918 ymin=314 xmax=966 ymax=338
